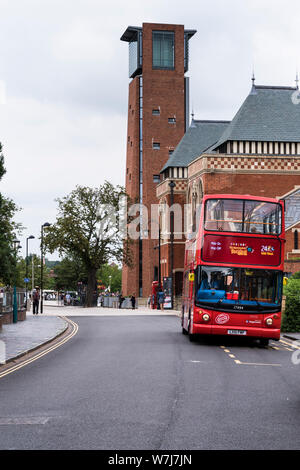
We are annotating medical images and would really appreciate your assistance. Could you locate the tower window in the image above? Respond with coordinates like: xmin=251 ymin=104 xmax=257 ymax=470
xmin=152 ymin=31 xmax=175 ymax=69
xmin=168 ymin=117 xmax=176 ymax=123
xmin=152 ymin=109 xmax=160 ymax=115
xmin=153 ymin=142 xmax=160 ymax=150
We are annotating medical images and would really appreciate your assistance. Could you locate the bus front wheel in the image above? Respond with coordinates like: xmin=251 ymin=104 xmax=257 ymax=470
xmin=259 ymin=338 xmax=269 ymax=347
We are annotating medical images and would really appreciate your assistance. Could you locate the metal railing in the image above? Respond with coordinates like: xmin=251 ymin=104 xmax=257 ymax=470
xmin=0 ymin=288 xmax=26 ymax=315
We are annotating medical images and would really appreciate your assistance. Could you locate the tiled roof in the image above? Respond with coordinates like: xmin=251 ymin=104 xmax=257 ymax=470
xmin=213 ymin=85 xmax=300 ymax=149
xmin=284 ymin=187 xmax=300 ymax=229
xmin=161 ymin=120 xmax=230 ymax=172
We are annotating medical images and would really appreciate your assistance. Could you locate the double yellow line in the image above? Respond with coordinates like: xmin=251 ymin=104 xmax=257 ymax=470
xmin=0 ymin=317 xmax=78 ymax=380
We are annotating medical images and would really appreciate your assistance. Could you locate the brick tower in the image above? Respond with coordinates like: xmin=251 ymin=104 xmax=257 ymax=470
xmin=121 ymin=23 xmax=196 ymax=298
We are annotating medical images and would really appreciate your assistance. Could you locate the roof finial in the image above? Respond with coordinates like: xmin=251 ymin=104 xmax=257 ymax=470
xmin=191 ymin=106 xmax=194 ymax=120
xmin=251 ymin=70 xmax=255 ymax=86
xmin=296 ymin=70 xmax=299 ymax=89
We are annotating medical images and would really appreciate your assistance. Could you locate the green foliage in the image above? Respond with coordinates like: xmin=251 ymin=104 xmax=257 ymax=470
xmin=53 ymin=256 xmax=87 ymax=291
xmin=0 ymin=144 xmax=23 ymax=285
xmin=0 ymin=194 xmax=22 ymax=285
xmin=0 ymin=143 xmax=6 ymax=181
xmin=97 ymin=263 xmax=122 ymax=293
xmin=291 ymin=271 xmax=300 ymax=279
xmin=281 ymin=279 xmax=300 ymax=332
xmin=14 ymin=255 xmax=56 ymax=290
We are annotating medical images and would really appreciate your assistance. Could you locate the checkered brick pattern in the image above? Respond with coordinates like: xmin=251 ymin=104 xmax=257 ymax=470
xmin=156 ymin=178 xmax=187 ymax=197
xmin=207 ymin=156 xmax=300 ymax=171
xmin=174 ymin=180 xmax=187 ymax=192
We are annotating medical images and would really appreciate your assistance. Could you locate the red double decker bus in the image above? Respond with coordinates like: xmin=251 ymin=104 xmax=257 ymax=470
xmin=182 ymin=194 xmax=285 ymax=346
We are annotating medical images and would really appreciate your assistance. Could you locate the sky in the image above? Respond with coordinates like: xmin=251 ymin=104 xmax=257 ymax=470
xmin=0 ymin=0 xmax=300 ymax=259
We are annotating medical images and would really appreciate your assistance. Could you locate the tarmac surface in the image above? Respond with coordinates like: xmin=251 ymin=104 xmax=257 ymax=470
xmin=0 ymin=305 xmax=180 ymax=364
xmin=0 ymin=304 xmax=299 ymax=364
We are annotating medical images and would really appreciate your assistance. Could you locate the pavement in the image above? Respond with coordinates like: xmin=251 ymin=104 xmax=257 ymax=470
xmin=0 ymin=305 xmax=299 ymax=364
xmin=0 ymin=305 xmax=180 ymax=364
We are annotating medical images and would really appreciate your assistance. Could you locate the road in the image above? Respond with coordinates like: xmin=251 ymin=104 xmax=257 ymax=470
xmin=0 ymin=315 xmax=299 ymax=450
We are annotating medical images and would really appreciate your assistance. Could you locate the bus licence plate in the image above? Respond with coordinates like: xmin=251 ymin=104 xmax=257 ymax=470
xmin=227 ymin=330 xmax=247 ymax=336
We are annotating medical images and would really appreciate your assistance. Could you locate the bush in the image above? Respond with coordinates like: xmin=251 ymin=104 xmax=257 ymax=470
xmin=281 ymin=279 xmax=300 ymax=332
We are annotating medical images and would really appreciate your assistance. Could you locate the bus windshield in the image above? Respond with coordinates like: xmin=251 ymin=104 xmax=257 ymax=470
xmin=195 ymin=266 xmax=282 ymax=313
xmin=204 ymin=199 xmax=282 ymax=234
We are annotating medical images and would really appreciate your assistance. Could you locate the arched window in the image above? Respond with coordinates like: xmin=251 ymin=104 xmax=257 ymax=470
xmin=159 ymin=198 xmax=168 ymax=240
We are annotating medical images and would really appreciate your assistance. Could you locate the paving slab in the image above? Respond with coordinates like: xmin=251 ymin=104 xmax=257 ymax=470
xmin=0 ymin=315 xmax=68 ymax=363
xmin=41 ymin=305 xmax=181 ymax=316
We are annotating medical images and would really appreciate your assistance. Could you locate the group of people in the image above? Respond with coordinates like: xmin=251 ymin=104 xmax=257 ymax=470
xmin=119 ymin=293 xmax=136 ymax=310
xmin=147 ymin=289 xmax=166 ymax=310
xmin=97 ymin=292 xmax=136 ymax=310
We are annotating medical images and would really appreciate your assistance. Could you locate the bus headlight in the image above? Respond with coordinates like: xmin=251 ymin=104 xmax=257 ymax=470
xmin=266 ymin=318 xmax=273 ymax=326
xmin=202 ymin=313 xmax=210 ymax=322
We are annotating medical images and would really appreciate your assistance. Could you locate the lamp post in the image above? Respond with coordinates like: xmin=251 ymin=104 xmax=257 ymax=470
xmin=12 ymin=239 xmax=21 ymax=323
xmin=169 ymin=180 xmax=176 ymax=310
xmin=152 ymin=221 xmax=161 ymax=287
xmin=152 ymin=217 xmax=162 ymax=310
xmin=40 ymin=222 xmax=51 ymax=314
xmin=25 ymin=235 xmax=35 ymax=310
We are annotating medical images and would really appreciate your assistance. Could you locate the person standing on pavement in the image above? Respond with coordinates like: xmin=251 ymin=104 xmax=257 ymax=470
xmin=32 ymin=286 xmax=40 ymax=315
xmin=157 ymin=289 xmax=165 ymax=311
xmin=130 ymin=294 xmax=136 ymax=310
xmin=118 ymin=293 xmax=124 ymax=309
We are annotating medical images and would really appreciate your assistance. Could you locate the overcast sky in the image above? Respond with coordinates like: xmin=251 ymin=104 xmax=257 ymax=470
xmin=0 ymin=0 xmax=300 ymax=259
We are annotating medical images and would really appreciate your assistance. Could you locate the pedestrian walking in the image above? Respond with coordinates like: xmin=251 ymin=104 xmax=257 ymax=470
xmin=130 ymin=294 xmax=136 ymax=310
xmin=32 ymin=286 xmax=40 ymax=314
xmin=157 ymin=289 xmax=165 ymax=311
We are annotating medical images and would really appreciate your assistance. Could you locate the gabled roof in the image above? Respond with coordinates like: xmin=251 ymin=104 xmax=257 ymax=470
xmin=212 ymin=85 xmax=300 ymax=149
xmin=161 ymin=120 xmax=230 ymax=172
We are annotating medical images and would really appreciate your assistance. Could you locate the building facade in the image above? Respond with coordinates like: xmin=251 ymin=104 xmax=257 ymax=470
xmin=121 ymin=23 xmax=196 ymax=297
xmin=157 ymin=84 xmax=300 ymax=299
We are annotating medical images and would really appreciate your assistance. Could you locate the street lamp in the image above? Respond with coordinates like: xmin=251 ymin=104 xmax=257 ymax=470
xmin=25 ymin=235 xmax=35 ymax=310
xmin=40 ymin=222 xmax=51 ymax=314
xmin=12 ymin=239 xmax=21 ymax=323
xmin=169 ymin=180 xmax=176 ymax=310
xmin=152 ymin=218 xmax=162 ymax=296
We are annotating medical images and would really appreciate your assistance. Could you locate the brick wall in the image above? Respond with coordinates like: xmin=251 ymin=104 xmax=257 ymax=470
xmin=122 ymin=23 xmax=189 ymax=297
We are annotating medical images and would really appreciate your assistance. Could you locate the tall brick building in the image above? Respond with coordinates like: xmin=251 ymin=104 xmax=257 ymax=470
xmin=121 ymin=23 xmax=196 ymax=297
xmin=157 ymin=82 xmax=300 ymax=295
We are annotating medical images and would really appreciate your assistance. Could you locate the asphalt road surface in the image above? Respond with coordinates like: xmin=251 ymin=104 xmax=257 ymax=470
xmin=0 ymin=315 xmax=299 ymax=450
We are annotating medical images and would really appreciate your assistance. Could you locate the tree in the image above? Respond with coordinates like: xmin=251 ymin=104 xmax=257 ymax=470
xmin=44 ymin=182 xmax=130 ymax=307
xmin=282 ymin=279 xmax=300 ymax=332
xmin=291 ymin=271 xmax=300 ymax=279
xmin=97 ymin=263 xmax=122 ymax=293
xmin=0 ymin=143 xmax=6 ymax=181
xmin=14 ymin=255 xmax=56 ymax=290
xmin=53 ymin=256 xmax=87 ymax=291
